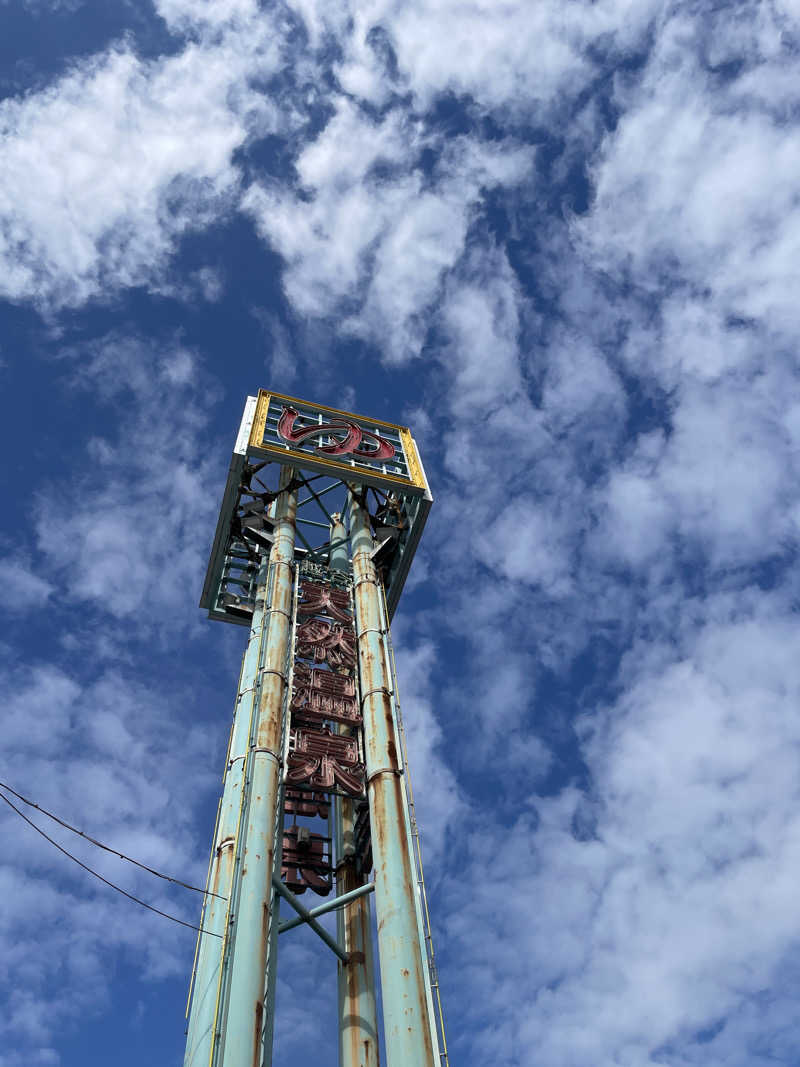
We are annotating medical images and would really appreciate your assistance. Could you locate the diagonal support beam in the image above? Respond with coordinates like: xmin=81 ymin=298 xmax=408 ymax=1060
xmin=297 ymin=479 xmax=345 ymax=511
xmin=278 ymin=882 xmax=374 ymax=934
xmin=297 ymin=518 xmax=331 ymax=529
xmin=293 ymin=523 xmax=317 ymax=556
xmin=271 ymin=875 xmax=350 ymax=962
xmin=297 ymin=474 xmax=341 ymax=526
xmin=296 ymin=480 xmax=343 ymax=507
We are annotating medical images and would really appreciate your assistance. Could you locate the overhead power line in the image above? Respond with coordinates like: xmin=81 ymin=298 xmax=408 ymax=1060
xmin=0 ymin=787 xmax=223 ymax=939
xmin=0 ymin=779 xmax=225 ymax=899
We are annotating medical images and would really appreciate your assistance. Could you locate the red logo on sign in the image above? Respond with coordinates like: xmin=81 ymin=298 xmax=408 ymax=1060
xmin=277 ymin=406 xmax=395 ymax=462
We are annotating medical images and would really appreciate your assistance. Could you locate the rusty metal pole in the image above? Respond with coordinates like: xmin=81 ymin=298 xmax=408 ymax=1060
xmin=216 ymin=467 xmax=297 ymax=1067
xmin=335 ymin=791 xmax=381 ymax=1067
xmin=330 ymin=512 xmax=381 ymax=1067
xmin=348 ymin=490 xmax=436 ymax=1067
xmin=184 ymin=550 xmax=271 ymax=1067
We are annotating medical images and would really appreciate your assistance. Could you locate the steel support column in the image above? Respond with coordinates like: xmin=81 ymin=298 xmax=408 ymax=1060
xmin=331 ymin=510 xmax=381 ymax=1067
xmin=184 ymin=551 xmax=271 ymax=1067
xmin=329 ymin=512 xmax=349 ymax=575
xmin=348 ymin=492 xmax=435 ymax=1067
xmin=217 ymin=467 xmax=297 ymax=1067
xmin=336 ymin=792 xmax=380 ymax=1067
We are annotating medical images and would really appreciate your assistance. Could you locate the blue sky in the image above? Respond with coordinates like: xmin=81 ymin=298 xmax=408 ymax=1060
xmin=2 ymin=1 xmax=800 ymax=1065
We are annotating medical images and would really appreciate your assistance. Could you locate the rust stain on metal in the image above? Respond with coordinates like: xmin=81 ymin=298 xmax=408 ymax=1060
xmin=384 ymin=721 xmax=398 ymax=767
xmin=370 ymin=774 xmax=414 ymax=885
xmin=260 ymin=899 xmax=270 ymax=948
xmin=256 ymin=679 xmax=284 ymax=750
xmin=253 ymin=999 xmax=263 ymax=1067
xmin=211 ymin=836 xmax=235 ymax=898
xmin=338 ymin=813 xmax=378 ymax=1066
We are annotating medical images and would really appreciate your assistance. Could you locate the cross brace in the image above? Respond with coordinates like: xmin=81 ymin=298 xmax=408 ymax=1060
xmin=271 ymin=875 xmax=367 ymax=962
xmin=278 ymin=881 xmax=375 ymax=935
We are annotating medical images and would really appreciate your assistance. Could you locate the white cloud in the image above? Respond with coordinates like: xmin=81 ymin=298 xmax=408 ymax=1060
xmin=578 ymin=12 xmax=800 ymax=341
xmin=252 ymin=307 xmax=299 ymax=385
xmin=4 ymin=1 xmax=800 ymax=1064
xmin=0 ymin=332 xmax=249 ymax=1064
xmin=590 ymin=328 xmax=800 ymax=575
xmin=0 ymin=657 xmax=220 ymax=1057
xmin=243 ymin=98 xmax=422 ymax=321
xmin=438 ymin=243 xmax=524 ymax=422
xmin=0 ymin=557 xmax=54 ymax=610
xmin=392 ymin=637 xmax=465 ymax=863
xmin=541 ymin=335 xmax=625 ymax=431
xmin=282 ymin=0 xmax=351 ymax=51
xmin=3 ymin=0 xmax=83 ymax=10
xmin=32 ymin=337 xmax=223 ymax=629
xmin=154 ymin=0 xmax=259 ymax=33
xmin=478 ymin=499 xmax=574 ymax=593
xmin=441 ymin=608 xmax=800 ymax=1066
xmin=290 ymin=0 xmax=661 ymax=115
xmin=656 ymin=381 xmax=793 ymax=564
xmin=153 ymin=264 xmax=226 ymax=304
xmin=244 ymin=95 xmax=534 ymax=361
xmin=0 ymin=26 xmax=280 ymax=307
xmin=380 ymin=15 xmax=800 ymax=1060
xmin=346 ymin=189 xmax=470 ymax=361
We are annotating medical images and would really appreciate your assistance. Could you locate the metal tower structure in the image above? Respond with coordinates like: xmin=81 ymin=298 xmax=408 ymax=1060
xmin=184 ymin=390 xmax=448 ymax=1067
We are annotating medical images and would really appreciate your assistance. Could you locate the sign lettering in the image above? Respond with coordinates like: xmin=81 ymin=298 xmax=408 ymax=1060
xmin=278 ymin=406 xmax=395 ymax=462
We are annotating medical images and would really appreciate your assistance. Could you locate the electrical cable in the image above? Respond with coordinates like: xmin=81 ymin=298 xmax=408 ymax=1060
xmin=0 ymin=779 xmax=225 ymax=900
xmin=0 ymin=789 xmax=223 ymax=939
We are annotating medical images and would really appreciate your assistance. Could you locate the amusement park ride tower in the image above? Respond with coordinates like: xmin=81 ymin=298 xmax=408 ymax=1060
xmin=184 ymin=391 xmax=447 ymax=1067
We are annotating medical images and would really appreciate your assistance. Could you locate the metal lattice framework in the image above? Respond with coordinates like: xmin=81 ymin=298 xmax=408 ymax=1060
xmin=186 ymin=392 xmax=446 ymax=1067
xmin=200 ymin=393 xmax=432 ymax=626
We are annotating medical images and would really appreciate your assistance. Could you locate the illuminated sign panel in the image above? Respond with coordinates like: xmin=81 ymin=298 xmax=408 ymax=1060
xmin=249 ymin=390 xmax=426 ymax=494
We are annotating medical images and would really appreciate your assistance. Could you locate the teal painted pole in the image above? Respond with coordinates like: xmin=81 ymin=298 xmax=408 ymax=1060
xmin=216 ymin=467 xmax=297 ymax=1067
xmin=331 ymin=509 xmax=381 ymax=1067
xmin=348 ymin=492 xmax=435 ymax=1067
xmin=336 ymin=789 xmax=380 ymax=1067
xmin=184 ymin=549 xmax=271 ymax=1067
xmin=377 ymin=590 xmax=442 ymax=1063
xmin=329 ymin=512 xmax=349 ymax=574
xmin=260 ymin=787 xmax=286 ymax=1064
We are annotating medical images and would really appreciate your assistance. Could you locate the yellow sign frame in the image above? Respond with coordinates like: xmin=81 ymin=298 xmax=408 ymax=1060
xmin=248 ymin=389 xmax=426 ymax=492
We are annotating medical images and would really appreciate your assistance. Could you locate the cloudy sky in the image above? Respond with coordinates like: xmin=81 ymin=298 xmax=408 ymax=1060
xmin=2 ymin=0 xmax=800 ymax=1064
